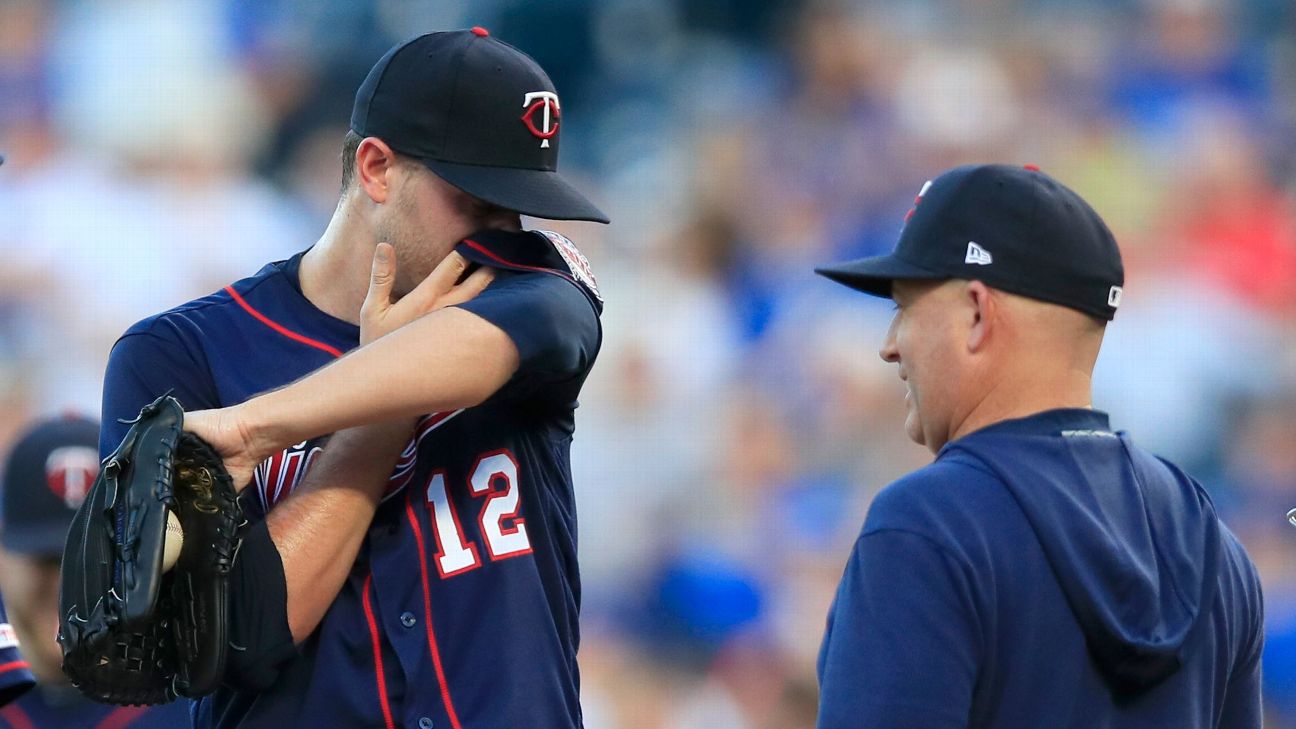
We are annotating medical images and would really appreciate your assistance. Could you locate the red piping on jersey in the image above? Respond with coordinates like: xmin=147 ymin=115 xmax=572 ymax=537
xmin=361 ymin=573 xmax=397 ymax=729
xmin=0 ymin=660 xmax=29 ymax=675
xmin=0 ymin=704 xmax=34 ymax=729
xmin=460 ymin=239 xmax=575 ymax=283
xmin=404 ymin=499 xmax=465 ymax=729
xmin=95 ymin=706 xmax=150 ymax=729
xmin=225 ymin=286 xmax=345 ymax=359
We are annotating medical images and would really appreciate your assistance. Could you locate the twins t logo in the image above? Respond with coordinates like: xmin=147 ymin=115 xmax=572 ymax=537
xmin=45 ymin=446 xmax=98 ymax=509
xmin=521 ymin=91 xmax=561 ymax=148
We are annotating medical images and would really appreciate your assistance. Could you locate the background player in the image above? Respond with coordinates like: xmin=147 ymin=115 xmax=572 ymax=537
xmin=814 ymin=164 xmax=1263 ymax=728
xmin=100 ymin=28 xmax=607 ymax=728
xmin=0 ymin=416 xmax=189 ymax=728
xmin=0 ymin=153 xmax=35 ymax=713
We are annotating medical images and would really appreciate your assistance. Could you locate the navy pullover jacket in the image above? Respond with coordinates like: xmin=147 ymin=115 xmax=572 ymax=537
xmin=818 ymin=409 xmax=1263 ymax=729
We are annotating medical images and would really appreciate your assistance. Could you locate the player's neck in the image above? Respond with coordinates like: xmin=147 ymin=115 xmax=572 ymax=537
xmin=298 ymin=207 xmax=372 ymax=326
xmin=947 ymin=368 xmax=1094 ymax=445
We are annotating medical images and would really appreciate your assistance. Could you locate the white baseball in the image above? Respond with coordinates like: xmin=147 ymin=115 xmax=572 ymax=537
xmin=163 ymin=511 xmax=184 ymax=572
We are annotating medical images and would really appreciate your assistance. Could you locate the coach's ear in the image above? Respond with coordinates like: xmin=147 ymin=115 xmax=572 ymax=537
xmin=966 ymin=280 xmax=996 ymax=354
xmin=355 ymin=137 xmax=399 ymax=204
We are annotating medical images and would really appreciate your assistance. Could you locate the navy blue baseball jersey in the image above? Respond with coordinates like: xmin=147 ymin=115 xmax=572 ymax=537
xmin=817 ymin=409 xmax=1263 ymax=729
xmin=100 ymin=230 xmax=603 ymax=729
xmin=0 ymin=595 xmax=33 ymax=708
xmin=0 ymin=685 xmax=191 ymax=729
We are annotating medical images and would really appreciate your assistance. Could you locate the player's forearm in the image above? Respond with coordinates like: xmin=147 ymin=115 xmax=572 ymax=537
xmin=242 ymin=307 xmax=517 ymax=457
xmin=266 ymin=420 xmax=412 ymax=644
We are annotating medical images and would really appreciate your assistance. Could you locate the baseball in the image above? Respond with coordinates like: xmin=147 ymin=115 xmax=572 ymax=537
xmin=163 ymin=511 xmax=184 ymax=572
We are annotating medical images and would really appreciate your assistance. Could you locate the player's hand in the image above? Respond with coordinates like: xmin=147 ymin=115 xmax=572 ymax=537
xmin=183 ymin=406 xmax=264 ymax=492
xmin=360 ymin=243 xmax=495 ymax=346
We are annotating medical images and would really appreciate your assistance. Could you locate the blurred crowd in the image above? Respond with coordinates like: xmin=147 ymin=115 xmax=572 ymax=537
xmin=1 ymin=0 xmax=1295 ymax=727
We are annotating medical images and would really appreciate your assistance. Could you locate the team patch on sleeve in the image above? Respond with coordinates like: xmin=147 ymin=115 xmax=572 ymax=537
xmin=536 ymin=230 xmax=602 ymax=303
xmin=0 ymin=622 xmax=18 ymax=650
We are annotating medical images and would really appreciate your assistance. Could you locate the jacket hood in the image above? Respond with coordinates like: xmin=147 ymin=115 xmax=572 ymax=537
xmin=943 ymin=409 xmax=1221 ymax=693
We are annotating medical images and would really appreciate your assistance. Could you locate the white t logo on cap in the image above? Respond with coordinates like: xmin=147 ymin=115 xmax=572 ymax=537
xmin=46 ymin=446 xmax=99 ymax=509
xmin=521 ymin=91 xmax=561 ymax=148
xmin=965 ymin=241 xmax=993 ymax=265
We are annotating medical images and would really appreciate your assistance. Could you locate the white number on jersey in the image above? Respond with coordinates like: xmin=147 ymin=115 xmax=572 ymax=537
xmin=426 ymin=470 xmax=481 ymax=577
xmin=422 ymin=449 xmax=534 ymax=578
xmin=469 ymin=451 xmax=532 ymax=560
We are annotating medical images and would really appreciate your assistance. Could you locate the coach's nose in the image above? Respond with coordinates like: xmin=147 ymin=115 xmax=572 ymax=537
xmin=879 ymin=315 xmax=900 ymax=364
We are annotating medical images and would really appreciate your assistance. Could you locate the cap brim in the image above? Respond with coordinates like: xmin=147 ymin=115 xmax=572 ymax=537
xmin=814 ymin=254 xmax=948 ymax=298
xmin=1 ymin=522 xmax=70 ymax=556
xmin=423 ymin=159 xmax=609 ymax=224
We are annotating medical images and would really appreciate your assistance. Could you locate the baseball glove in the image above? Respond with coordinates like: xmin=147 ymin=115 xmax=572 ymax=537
xmin=58 ymin=394 xmax=244 ymax=705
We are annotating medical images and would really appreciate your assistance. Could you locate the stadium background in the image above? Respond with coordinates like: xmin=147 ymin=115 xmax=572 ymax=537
xmin=1 ymin=0 xmax=1295 ymax=726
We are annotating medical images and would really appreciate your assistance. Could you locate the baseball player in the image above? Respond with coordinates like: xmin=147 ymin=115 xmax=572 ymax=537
xmin=0 ymin=156 xmax=35 ymax=713
xmin=813 ymin=164 xmax=1263 ymax=728
xmin=0 ymin=155 xmax=35 ymax=714
xmin=100 ymin=28 xmax=606 ymax=728
xmin=0 ymin=416 xmax=190 ymax=728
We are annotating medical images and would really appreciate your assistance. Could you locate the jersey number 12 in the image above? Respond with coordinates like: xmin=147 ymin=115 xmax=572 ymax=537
xmin=425 ymin=450 xmax=532 ymax=577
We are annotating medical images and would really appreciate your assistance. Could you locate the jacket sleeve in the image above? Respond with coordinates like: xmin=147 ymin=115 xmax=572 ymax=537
xmin=1218 ymin=561 xmax=1264 ymax=729
xmin=817 ymin=528 xmax=982 ymax=729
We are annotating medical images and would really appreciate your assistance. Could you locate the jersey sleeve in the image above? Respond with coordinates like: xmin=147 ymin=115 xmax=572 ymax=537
xmin=102 ymin=322 xmax=296 ymax=690
xmin=816 ymin=528 xmax=981 ymax=729
xmin=100 ymin=325 xmax=221 ymax=458
xmin=0 ymin=595 xmax=34 ymax=708
xmin=453 ymin=271 xmax=600 ymax=389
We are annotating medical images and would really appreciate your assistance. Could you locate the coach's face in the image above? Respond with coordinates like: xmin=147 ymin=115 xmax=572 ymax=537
xmin=880 ymin=279 xmax=970 ymax=452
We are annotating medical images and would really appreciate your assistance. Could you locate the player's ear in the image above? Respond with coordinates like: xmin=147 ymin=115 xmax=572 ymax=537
xmin=355 ymin=137 xmax=399 ymax=205
xmin=966 ymin=280 xmax=995 ymax=354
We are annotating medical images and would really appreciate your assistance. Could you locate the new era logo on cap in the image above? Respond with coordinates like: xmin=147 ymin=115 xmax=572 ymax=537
xmin=1108 ymin=286 xmax=1123 ymax=308
xmin=965 ymin=241 xmax=993 ymax=265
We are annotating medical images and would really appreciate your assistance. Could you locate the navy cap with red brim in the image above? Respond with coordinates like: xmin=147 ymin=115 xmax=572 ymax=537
xmin=814 ymin=253 xmax=950 ymax=299
xmin=424 ymin=158 xmax=609 ymax=224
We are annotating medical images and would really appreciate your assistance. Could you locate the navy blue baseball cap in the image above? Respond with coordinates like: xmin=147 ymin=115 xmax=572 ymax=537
xmin=351 ymin=27 xmax=609 ymax=224
xmin=816 ymin=164 xmax=1124 ymax=320
xmin=0 ymin=416 xmax=100 ymax=556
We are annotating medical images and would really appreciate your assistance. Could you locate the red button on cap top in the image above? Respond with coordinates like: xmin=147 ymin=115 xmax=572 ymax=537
xmin=1023 ymin=163 xmax=1041 ymax=171
xmin=471 ymin=26 xmax=489 ymax=37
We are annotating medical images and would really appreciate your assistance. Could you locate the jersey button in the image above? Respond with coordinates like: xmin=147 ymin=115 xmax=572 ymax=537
xmin=418 ymin=718 xmax=434 ymax=729
xmin=400 ymin=611 xmax=417 ymax=628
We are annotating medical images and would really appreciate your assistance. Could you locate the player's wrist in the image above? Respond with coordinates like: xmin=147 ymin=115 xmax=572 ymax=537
xmin=233 ymin=397 xmax=283 ymax=465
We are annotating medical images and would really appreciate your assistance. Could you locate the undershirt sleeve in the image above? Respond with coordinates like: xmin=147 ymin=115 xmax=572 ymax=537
xmin=222 ymin=521 xmax=296 ymax=691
